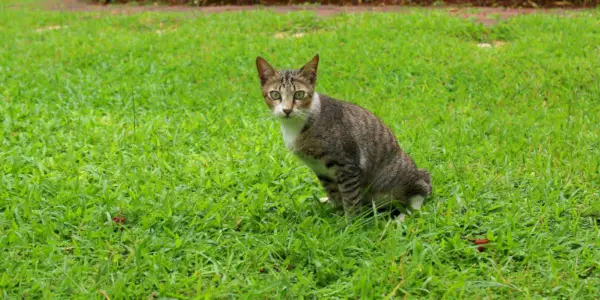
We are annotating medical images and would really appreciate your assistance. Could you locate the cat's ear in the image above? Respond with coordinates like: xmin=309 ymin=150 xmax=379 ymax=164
xmin=299 ymin=54 xmax=319 ymax=85
xmin=256 ymin=56 xmax=277 ymax=85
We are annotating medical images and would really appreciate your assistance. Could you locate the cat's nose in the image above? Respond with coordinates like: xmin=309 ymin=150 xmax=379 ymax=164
xmin=283 ymin=108 xmax=293 ymax=116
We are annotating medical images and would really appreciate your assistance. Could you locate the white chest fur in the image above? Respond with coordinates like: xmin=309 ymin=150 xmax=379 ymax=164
xmin=298 ymin=154 xmax=332 ymax=178
xmin=279 ymin=93 xmax=321 ymax=151
xmin=278 ymin=93 xmax=331 ymax=178
xmin=280 ymin=119 xmax=333 ymax=178
xmin=280 ymin=118 xmax=305 ymax=151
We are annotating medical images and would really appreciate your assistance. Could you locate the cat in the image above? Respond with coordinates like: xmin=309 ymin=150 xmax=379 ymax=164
xmin=255 ymin=54 xmax=432 ymax=218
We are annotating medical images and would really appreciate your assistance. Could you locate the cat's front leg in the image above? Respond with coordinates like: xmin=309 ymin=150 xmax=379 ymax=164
xmin=317 ymin=175 xmax=343 ymax=209
xmin=331 ymin=163 xmax=364 ymax=215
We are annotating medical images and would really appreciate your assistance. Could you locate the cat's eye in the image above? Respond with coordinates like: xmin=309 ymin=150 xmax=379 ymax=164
xmin=269 ymin=91 xmax=281 ymax=100
xmin=294 ymin=91 xmax=305 ymax=100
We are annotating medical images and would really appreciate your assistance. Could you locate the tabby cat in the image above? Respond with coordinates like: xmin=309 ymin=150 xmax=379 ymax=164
xmin=255 ymin=54 xmax=432 ymax=218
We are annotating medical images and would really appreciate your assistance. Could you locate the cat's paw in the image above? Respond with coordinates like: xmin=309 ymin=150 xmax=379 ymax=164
xmin=408 ymin=195 xmax=425 ymax=211
xmin=394 ymin=213 xmax=407 ymax=224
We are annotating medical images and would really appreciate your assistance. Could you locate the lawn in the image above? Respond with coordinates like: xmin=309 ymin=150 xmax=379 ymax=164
xmin=1 ymin=1 xmax=599 ymax=298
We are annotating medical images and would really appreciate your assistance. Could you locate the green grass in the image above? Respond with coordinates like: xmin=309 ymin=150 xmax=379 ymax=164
xmin=1 ymin=2 xmax=600 ymax=298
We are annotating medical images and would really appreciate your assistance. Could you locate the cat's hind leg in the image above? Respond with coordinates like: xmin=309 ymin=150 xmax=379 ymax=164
xmin=393 ymin=196 xmax=423 ymax=223
xmin=417 ymin=169 xmax=432 ymax=196
xmin=405 ymin=169 xmax=432 ymax=211
xmin=389 ymin=178 xmax=430 ymax=222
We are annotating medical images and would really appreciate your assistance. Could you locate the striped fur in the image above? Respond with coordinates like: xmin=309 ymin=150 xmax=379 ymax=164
xmin=256 ymin=55 xmax=432 ymax=215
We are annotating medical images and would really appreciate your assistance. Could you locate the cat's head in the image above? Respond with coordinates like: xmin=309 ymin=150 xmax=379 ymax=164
xmin=255 ymin=55 xmax=319 ymax=119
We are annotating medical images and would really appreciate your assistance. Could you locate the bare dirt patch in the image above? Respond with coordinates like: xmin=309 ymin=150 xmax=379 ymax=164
xmin=45 ymin=0 xmax=591 ymax=25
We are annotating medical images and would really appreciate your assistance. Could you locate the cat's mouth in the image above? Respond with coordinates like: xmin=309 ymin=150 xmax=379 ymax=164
xmin=274 ymin=109 xmax=306 ymax=120
xmin=274 ymin=112 xmax=295 ymax=119
xmin=280 ymin=114 xmax=300 ymax=120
